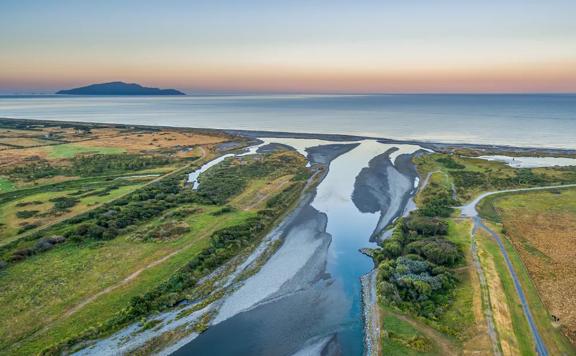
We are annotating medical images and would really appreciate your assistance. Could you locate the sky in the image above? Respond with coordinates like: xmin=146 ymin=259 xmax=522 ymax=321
xmin=1 ymin=0 xmax=576 ymax=94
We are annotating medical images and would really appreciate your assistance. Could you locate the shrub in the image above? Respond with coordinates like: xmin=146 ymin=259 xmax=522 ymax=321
xmin=16 ymin=210 xmax=39 ymax=219
xmin=436 ymin=157 xmax=465 ymax=169
xmin=406 ymin=238 xmax=461 ymax=267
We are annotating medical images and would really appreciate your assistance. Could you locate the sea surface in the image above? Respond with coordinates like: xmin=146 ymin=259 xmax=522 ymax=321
xmin=1 ymin=94 xmax=575 ymax=149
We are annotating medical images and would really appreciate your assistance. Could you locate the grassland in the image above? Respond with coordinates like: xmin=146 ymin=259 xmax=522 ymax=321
xmin=478 ymin=188 xmax=576 ymax=353
xmin=0 ymin=181 xmax=147 ymax=245
xmin=0 ymin=119 xmax=277 ymax=354
xmin=0 ymin=206 xmax=255 ymax=354
xmin=0 ymin=177 xmax=14 ymax=192
xmin=0 ymin=124 xmax=307 ymax=355
xmin=413 ymin=153 xmax=576 ymax=202
xmin=380 ymin=306 xmax=443 ymax=355
xmin=44 ymin=144 xmax=126 ymax=159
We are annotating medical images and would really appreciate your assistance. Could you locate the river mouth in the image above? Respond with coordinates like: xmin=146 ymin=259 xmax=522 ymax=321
xmin=172 ymin=139 xmax=426 ymax=356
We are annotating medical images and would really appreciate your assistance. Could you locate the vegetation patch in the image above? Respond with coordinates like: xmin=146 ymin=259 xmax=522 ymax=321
xmin=480 ymin=188 xmax=576 ymax=352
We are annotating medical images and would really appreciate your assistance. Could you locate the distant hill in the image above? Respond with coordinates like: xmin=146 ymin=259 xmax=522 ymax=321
xmin=56 ymin=82 xmax=186 ymax=96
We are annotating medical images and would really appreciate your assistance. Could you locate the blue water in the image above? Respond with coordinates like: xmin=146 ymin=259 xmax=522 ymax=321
xmin=0 ymin=94 xmax=575 ymax=148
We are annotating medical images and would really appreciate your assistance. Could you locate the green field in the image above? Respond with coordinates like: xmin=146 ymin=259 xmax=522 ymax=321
xmin=414 ymin=153 xmax=576 ymax=203
xmin=434 ymin=220 xmax=477 ymax=341
xmin=0 ymin=206 xmax=254 ymax=354
xmin=44 ymin=144 xmax=125 ymax=159
xmin=381 ymin=311 xmax=438 ymax=355
xmin=0 ymin=177 xmax=15 ymax=193
xmin=0 ymin=180 xmax=149 ymax=246
xmin=0 ymin=150 xmax=308 ymax=355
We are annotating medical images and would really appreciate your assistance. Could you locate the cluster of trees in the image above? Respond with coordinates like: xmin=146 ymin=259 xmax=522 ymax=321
xmin=8 ymin=235 xmax=65 ymax=262
xmin=50 ymin=196 xmax=79 ymax=211
xmin=63 ymin=175 xmax=193 ymax=242
xmin=451 ymin=166 xmax=576 ymax=194
xmin=436 ymin=156 xmax=465 ymax=170
xmin=70 ymin=154 xmax=173 ymax=176
xmin=2 ymin=174 xmax=192 ymax=263
xmin=375 ymin=172 xmax=462 ymax=320
xmin=378 ymin=255 xmax=458 ymax=319
xmin=1 ymin=153 xmax=174 ymax=182
xmin=376 ymin=216 xmax=460 ymax=266
xmin=133 ymin=222 xmax=190 ymax=242
xmin=418 ymin=180 xmax=456 ymax=218
xmin=16 ymin=210 xmax=39 ymax=219
xmin=4 ymin=160 xmax=62 ymax=180
xmin=197 ymin=153 xmax=304 ymax=205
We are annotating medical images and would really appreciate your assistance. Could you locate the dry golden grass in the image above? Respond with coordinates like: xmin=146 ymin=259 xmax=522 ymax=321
xmin=495 ymin=190 xmax=576 ymax=345
xmin=0 ymin=128 xmax=228 ymax=168
xmin=462 ymin=243 xmax=493 ymax=355
xmin=478 ymin=229 xmax=520 ymax=356
xmin=0 ymin=137 xmax=54 ymax=147
xmin=231 ymin=175 xmax=294 ymax=211
xmin=74 ymin=130 xmax=226 ymax=152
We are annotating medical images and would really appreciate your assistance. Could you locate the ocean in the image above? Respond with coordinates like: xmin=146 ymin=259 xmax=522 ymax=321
xmin=0 ymin=94 xmax=575 ymax=148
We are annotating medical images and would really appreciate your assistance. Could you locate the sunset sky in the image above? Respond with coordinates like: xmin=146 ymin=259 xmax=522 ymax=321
xmin=1 ymin=0 xmax=576 ymax=93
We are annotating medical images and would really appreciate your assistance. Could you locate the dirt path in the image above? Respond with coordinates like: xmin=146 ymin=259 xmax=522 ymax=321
xmin=65 ymin=246 xmax=186 ymax=317
xmin=469 ymin=223 xmax=503 ymax=356
xmin=386 ymin=310 xmax=459 ymax=355
xmin=198 ymin=146 xmax=207 ymax=158
xmin=419 ymin=170 xmax=441 ymax=191
xmin=243 ymin=178 xmax=292 ymax=210
xmin=15 ymin=223 xmax=223 ymax=351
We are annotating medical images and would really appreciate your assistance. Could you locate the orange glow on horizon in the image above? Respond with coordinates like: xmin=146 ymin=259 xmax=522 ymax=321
xmin=2 ymin=58 xmax=576 ymax=93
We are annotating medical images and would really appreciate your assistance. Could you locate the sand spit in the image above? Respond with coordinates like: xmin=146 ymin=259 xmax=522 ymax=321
xmin=351 ymin=144 xmax=425 ymax=240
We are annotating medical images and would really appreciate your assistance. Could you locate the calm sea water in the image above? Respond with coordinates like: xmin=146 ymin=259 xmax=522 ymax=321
xmin=0 ymin=94 xmax=575 ymax=148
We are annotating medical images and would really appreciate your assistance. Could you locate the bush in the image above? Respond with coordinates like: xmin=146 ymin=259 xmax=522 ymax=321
xmin=377 ymin=255 xmax=458 ymax=319
xmin=50 ymin=197 xmax=79 ymax=211
xmin=406 ymin=238 xmax=461 ymax=267
xmin=16 ymin=210 xmax=39 ymax=219
xmin=436 ymin=157 xmax=465 ymax=169
xmin=402 ymin=216 xmax=448 ymax=236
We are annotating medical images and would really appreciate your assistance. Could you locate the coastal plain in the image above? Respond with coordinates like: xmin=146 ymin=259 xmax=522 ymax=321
xmin=0 ymin=117 xmax=575 ymax=356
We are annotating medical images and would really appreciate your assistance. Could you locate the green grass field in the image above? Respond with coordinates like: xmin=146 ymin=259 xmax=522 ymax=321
xmin=0 ymin=182 xmax=147 ymax=246
xmin=0 ymin=150 xmax=305 ymax=355
xmin=380 ymin=307 xmax=440 ymax=355
xmin=0 ymin=204 xmax=255 ymax=354
xmin=0 ymin=177 xmax=15 ymax=193
xmin=44 ymin=143 xmax=125 ymax=159
xmin=434 ymin=220 xmax=477 ymax=341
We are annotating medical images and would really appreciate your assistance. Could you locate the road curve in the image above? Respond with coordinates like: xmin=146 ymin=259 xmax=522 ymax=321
xmin=460 ymin=183 xmax=576 ymax=356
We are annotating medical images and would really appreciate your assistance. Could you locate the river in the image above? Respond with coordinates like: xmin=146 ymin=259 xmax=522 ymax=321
xmin=170 ymin=138 xmax=424 ymax=355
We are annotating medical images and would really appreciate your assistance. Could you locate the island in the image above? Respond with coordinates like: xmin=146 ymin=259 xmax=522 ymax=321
xmin=56 ymin=81 xmax=186 ymax=96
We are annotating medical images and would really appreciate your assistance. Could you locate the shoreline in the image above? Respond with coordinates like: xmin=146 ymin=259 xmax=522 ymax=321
xmin=1 ymin=116 xmax=576 ymax=155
